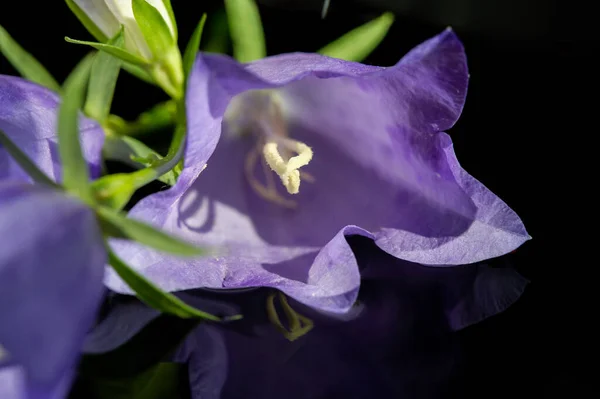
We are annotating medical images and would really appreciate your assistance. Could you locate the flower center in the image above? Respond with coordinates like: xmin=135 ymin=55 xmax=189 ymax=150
xmin=226 ymin=91 xmax=314 ymax=208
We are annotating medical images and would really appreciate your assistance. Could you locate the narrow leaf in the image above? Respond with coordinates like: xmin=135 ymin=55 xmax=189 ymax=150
xmin=0 ymin=24 xmax=61 ymax=92
xmin=0 ymin=129 xmax=59 ymax=188
xmin=64 ymin=0 xmax=109 ymax=42
xmin=85 ymin=30 xmax=124 ymax=122
xmin=201 ymin=8 xmax=230 ymax=54
xmin=224 ymin=0 xmax=266 ymax=62
xmin=58 ymin=54 xmax=95 ymax=203
xmin=182 ymin=14 xmax=207 ymax=82
xmin=318 ymin=12 xmax=395 ymax=62
xmin=65 ymin=37 xmax=149 ymax=67
xmin=97 ymin=206 xmax=204 ymax=257
xmin=107 ymin=247 xmax=241 ymax=321
xmin=132 ymin=0 xmax=174 ymax=57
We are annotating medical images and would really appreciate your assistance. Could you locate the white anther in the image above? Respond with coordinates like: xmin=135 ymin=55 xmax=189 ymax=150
xmin=262 ymin=140 xmax=313 ymax=195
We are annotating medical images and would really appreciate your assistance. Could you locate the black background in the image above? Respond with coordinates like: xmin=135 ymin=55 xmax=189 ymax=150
xmin=1 ymin=0 xmax=590 ymax=397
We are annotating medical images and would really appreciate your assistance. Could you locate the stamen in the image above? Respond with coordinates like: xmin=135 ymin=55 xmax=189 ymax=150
xmin=263 ymin=139 xmax=313 ymax=194
xmin=266 ymin=291 xmax=314 ymax=341
xmin=228 ymin=90 xmax=316 ymax=207
xmin=244 ymin=142 xmax=297 ymax=208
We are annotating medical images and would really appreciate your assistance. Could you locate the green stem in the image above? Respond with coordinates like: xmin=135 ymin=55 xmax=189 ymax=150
xmin=102 ymin=99 xmax=186 ymax=189
xmin=107 ymin=100 xmax=177 ymax=137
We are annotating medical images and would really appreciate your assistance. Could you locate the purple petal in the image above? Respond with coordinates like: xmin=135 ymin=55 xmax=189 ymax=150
xmin=0 ymin=365 xmax=74 ymax=399
xmin=444 ymin=265 xmax=529 ymax=330
xmin=0 ymin=182 xmax=105 ymax=389
xmin=107 ymin=30 xmax=527 ymax=314
xmin=82 ymin=298 xmax=160 ymax=355
xmin=83 ymin=292 xmax=242 ymax=354
xmin=172 ymin=325 xmax=228 ymax=399
xmin=374 ymin=133 xmax=531 ymax=264
xmin=350 ymin=235 xmax=528 ymax=330
xmin=107 ymin=222 xmax=363 ymax=313
xmin=0 ymin=366 xmax=24 ymax=399
xmin=0 ymin=75 xmax=105 ymax=182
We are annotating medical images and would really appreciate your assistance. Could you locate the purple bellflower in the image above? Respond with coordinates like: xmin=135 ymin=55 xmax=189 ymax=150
xmin=105 ymin=29 xmax=530 ymax=316
xmin=0 ymin=76 xmax=106 ymax=398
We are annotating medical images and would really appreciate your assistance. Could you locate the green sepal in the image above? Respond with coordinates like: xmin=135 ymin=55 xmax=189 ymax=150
xmin=132 ymin=0 xmax=175 ymax=58
xmin=65 ymin=36 xmax=149 ymax=67
xmin=64 ymin=0 xmax=109 ymax=42
xmin=160 ymin=0 xmax=178 ymax=40
xmin=132 ymin=0 xmax=183 ymax=99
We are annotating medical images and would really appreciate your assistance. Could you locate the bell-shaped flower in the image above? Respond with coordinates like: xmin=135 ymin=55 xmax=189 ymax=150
xmin=70 ymin=0 xmax=176 ymax=60
xmin=67 ymin=0 xmax=182 ymax=98
xmin=106 ymin=29 xmax=530 ymax=317
xmin=0 ymin=75 xmax=106 ymax=398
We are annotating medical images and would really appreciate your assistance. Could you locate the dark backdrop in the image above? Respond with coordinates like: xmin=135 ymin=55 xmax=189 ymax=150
xmin=1 ymin=0 xmax=589 ymax=397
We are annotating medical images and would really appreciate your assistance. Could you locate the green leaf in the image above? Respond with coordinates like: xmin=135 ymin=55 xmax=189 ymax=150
xmin=132 ymin=0 xmax=175 ymax=58
xmin=224 ymin=0 xmax=266 ymax=62
xmin=65 ymin=37 xmax=149 ymax=67
xmin=182 ymin=14 xmax=207 ymax=82
xmin=0 ymin=129 xmax=59 ymax=188
xmin=78 ymin=313 xmax=198 ymax=379
xmin=106 ymin=247 xmax=241 ymax=321
xmin=97 ymin=206 xmax=205 ymax=257
xmin=58 ymin=54 xmax=95 ymax=203
xmin=318 ymin=12 xmax=395 ymax=62
xmin=201 ymin=8 xmax=231 ymax=54
xmin=0 ymin=24 xmax=61 ymax=92
xmin=84 ymin=30 xmax=124 ymax=122
xmin=64 ymin=0 xmax=109 ymax=42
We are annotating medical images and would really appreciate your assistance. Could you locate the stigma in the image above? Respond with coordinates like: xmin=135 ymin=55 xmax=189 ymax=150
xmin=225 ymin=90 xmax=314 ymax=208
